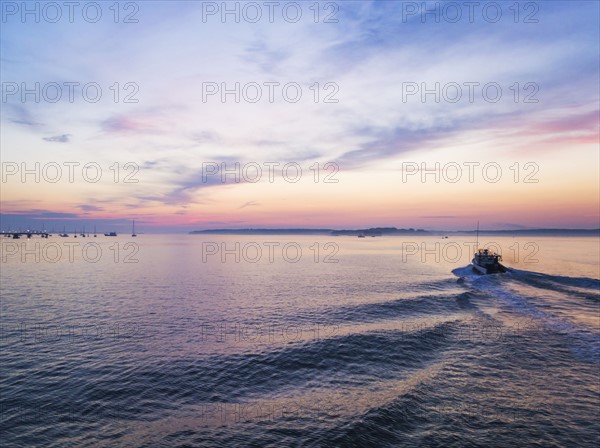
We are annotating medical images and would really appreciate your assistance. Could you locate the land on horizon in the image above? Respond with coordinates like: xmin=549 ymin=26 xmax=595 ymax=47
xmin=189 ymin=227 xmax=600 ymax=236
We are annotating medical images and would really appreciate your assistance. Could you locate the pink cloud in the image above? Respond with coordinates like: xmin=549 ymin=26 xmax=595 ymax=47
xmin=102 ymin=115 xmax=161 ymax=134
xmin=505 ymin=109 xmax=599 ymax=153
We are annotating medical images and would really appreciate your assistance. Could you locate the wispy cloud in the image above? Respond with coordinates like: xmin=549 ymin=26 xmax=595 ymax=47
xmin=239 ymin=201 xmax=259 ymax=209
xmin=3 ymin=104 xmax=43 ymax=127
xmin=102 ymin=115 xmax=155 ymax=133
xmin=190 ymin=131 xmax=221 ymax=143
xmin=242 ymin=39 xmax=289 ymax=74
xmin=162 ymin=166 xmax=243 ymax=205
xmin=43 ymin=134 xmax=71 ymax=143
xmin=422 ymin=216 xmax=458 ymax=219
xmin=79 ymin=204 xmax=104 ymax=212
xmin=337 ymin=126 xmax=457 ymax=168
xmin=2 ymin=210 xmax=79 ymax=219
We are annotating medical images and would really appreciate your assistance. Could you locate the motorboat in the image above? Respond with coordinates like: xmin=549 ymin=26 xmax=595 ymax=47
xmin=472 ymin=248 xmax=508 ymax=274
xmin=470 ymin=221 xmax=508 ymax=274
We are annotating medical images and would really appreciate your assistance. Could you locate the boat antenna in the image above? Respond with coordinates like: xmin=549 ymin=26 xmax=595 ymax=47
xmin=476 ymin=220 xmax=479 ymax=249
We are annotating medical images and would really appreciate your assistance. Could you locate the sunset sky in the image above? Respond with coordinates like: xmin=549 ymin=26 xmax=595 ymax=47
xmin=1 ymin=1 xmax=598 ymax=232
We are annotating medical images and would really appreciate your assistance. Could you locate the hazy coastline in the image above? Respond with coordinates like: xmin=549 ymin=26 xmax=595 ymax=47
xmin=190 ymin=227 xmax=600 ymax=236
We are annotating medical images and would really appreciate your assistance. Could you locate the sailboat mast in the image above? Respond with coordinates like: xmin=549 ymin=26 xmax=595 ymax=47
xmin=476 ymin=220 xmax=479 ymax=249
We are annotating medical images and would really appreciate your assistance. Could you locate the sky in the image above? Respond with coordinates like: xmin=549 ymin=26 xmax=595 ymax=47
xmin=1 ymin=0 xmax=599 ymax=232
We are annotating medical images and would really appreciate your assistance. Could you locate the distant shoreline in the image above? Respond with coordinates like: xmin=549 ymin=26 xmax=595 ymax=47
xmin=190 ymin=228 xmax=600 ymax=236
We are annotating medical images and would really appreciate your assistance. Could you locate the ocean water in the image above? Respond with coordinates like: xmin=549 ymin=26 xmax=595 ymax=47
xmin=1 ymin=234 xmax=599 ymax=447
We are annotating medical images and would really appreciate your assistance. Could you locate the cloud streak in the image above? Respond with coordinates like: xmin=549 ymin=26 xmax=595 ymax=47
xmin=42 ymin=134 xmax=71 ymax=143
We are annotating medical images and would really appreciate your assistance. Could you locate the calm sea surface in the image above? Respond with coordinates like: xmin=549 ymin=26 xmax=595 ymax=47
xmin=1 ymin=235 xmax=599 ymax=447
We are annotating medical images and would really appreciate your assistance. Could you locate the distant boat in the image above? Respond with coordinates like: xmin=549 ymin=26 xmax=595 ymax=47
xmin=471 ymin=222 xmax=508 ymax=274
xmin=131 ymin=220 xmax=137 ymax=237
xmin=358 ymin=232 xmax=366 ymax=238
xmin=104 ymin=232 xmax=117 ymax=237
xmin=93 ymin=225 xmax=97 ymax=237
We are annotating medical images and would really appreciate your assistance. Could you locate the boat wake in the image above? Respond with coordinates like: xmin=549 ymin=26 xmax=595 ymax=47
xmin=451 ymin=266 xmax=600 ymax=363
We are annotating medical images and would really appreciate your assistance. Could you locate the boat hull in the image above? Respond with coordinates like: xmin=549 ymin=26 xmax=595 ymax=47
xmin=471 ymin=259 xmax=508 ymax=275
